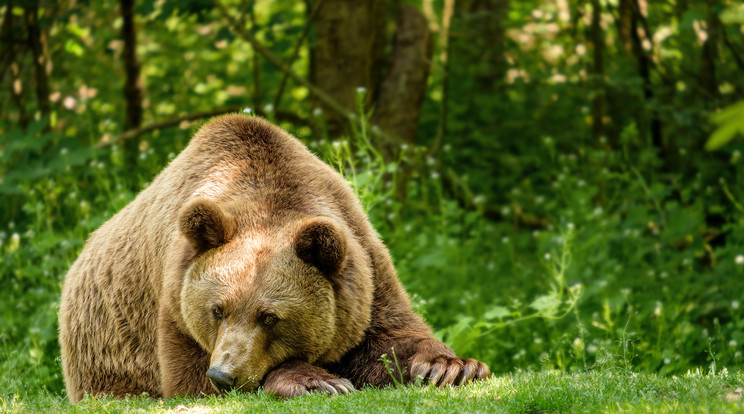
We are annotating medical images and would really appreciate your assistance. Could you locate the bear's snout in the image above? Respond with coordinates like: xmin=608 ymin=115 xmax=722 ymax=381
xmin=206 ymin=367 xmax=237 ymax=392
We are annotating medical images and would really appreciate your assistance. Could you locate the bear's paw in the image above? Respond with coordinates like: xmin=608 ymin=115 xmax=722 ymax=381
xmin=263 ymin=361 xmax=355 ymax=398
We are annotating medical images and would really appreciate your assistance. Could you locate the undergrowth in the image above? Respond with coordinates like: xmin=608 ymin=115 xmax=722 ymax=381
xmin=1 ymin=109 xmax=743 ymax=402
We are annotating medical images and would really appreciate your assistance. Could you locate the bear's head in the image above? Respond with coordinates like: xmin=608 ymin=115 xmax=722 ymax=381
xmin=176 ymin=197 xmax=366 ymax=393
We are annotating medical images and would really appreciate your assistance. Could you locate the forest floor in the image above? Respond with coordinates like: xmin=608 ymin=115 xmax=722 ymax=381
xmin=3 ymin=370 xmax=743 ymax=413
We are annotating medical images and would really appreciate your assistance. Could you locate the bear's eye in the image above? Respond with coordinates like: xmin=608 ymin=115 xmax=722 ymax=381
xmin=262 ymin=313 xmax=278 ymax=327
xmin=212 ymin=305 xmax=224 ymax=320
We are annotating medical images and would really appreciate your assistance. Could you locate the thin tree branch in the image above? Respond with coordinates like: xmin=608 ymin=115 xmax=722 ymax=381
xmin=100 ymin=107 xmax=319 ymax=148
xmin=102 ymin=107 xmax=235 ymax=147
xmin=214 ymin=0 xmax=398 ymax=146
xmin=213 ymin=0 xmax=357 ymax=126
xmin=107 ymin=1 xmax=397 ymax=153
xmin=607 ymin=1 xmax=716 ymax=100
xmin=272 ymin=0 xmax=325 ymax=110
xmin=722 ymin=28 xmax=744 ymax=72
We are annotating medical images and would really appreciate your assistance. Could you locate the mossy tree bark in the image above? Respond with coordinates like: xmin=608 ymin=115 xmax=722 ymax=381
xmin=24 ymin=0 xmax=50 ymax=120
xmin=310 ymin=0 xmax=388 ymax=137
xmin=620 ymin=0 xmax=663 ymax=148
xmin=699 ymin=0 xmax=721 ymax=100
xmin=121 ymin=0 xmax=144 ymax=163
xmin=2 ymin=0 xmax=29 ymax=128
xmin=371 ymin=5 xmax=433 ymax=145
xmin=590 ymin=0 xmax=605 ymax=141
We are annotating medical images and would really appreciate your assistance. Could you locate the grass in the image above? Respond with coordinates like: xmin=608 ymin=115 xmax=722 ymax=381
xmin=2 ymin=371 xmax=742 ymax=413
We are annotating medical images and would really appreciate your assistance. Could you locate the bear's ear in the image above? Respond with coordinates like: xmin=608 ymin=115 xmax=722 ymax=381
xmin=178 ymin=198 xmax=235 ymax=253
xmin=293 ymin=218 xmax=347 ymax=278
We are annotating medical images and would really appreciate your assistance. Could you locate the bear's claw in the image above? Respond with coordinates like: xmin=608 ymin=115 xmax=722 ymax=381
xmin=410 ymin=356 xmax=489 ymax=386
xmin=314 ymin=378 xmax=355 ymax=395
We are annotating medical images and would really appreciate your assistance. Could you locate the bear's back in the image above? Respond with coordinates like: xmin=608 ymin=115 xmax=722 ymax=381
xmin=182 ymin=115 xmax=370 ymax=236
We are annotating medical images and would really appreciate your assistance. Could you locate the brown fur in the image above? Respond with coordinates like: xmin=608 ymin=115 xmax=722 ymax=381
xmin=58 ymin=115 xmax=488 ymax=402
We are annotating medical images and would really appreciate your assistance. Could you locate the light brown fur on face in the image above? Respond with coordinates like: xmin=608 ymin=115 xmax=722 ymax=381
xmin=58 ymin=115 xmax=488 ymax=403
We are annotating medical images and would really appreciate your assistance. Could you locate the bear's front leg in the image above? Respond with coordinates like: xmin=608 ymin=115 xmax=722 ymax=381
xmin=262 ymin=360 xmax=356 ymax=398
xmin=328 ymin=330 xmax=489 ymax=388
xmin=157 ymin=308 xmax=215 ymax=397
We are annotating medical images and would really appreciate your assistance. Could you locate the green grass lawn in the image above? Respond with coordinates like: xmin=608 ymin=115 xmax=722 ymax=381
xmin=3 ymin=370 xmax=742 ymax=413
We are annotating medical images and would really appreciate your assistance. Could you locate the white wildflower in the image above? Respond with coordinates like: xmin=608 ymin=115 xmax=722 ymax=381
xmin=63 ymin=96 xmax=76 ymax=110
xmin=8 ymin=233 xmax=20 ymax=252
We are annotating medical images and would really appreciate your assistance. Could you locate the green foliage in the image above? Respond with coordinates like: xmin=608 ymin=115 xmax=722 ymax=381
xmin=721 ymin=3 xmax=744 ymax=24
xmin=706 ymin=101 xmax=744 ymax=150
xmin=435 ymin=227 xmax=582 ymax=357
xmin=379 ymin=348 xmax=406 ymax=387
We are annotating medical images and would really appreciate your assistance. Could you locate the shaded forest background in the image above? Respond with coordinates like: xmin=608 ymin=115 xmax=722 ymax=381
xmin=1 ymin=0 xmax=744 ymax=396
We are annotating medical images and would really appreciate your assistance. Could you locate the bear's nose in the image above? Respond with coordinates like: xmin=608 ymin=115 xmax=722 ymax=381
xmin=207 ymin=367 xmax=236 ymax=392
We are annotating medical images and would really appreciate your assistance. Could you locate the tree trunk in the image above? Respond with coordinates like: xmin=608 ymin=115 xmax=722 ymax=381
xmin=250 ymin=2 xmax=261 ymax=111
xmin=618 ymin=0 xmax=633 ymax=54
xmin=310 ymin=0 xmax=388 ymax=136
xmin=371 ymin=5 xmax=432 ymax=144
xmin=699 ymin=0 xmax=720 ymax=99
xmin=2 ymin=0 xmax=29 ymax=128
xmin=24 ymin=1 xmax=50 ymax=119
xmin=590 ymin=0 xmax=604 ymax=141
xmin=626 ymin=0 xmax=663 ymax=148
xmin=121 ymin=0 xmax=143 ymax=129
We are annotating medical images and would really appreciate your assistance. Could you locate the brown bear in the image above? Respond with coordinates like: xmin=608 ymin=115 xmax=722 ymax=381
xmin=58 ymin=114 xmax=489 ymax=402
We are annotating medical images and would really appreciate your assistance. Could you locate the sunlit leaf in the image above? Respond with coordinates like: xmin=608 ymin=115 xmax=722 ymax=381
xmin=484 ymin=305 xmax=510 ymax=320
xmin=530 ymin=293 xmax=561 ymax=312
xmin=721 ymin=4 xmax=744 ymax=24
xmin=64 ymin=39 xmax=84 ymax=57
xmin=706 ymin=101 xmax=744 ymax=150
